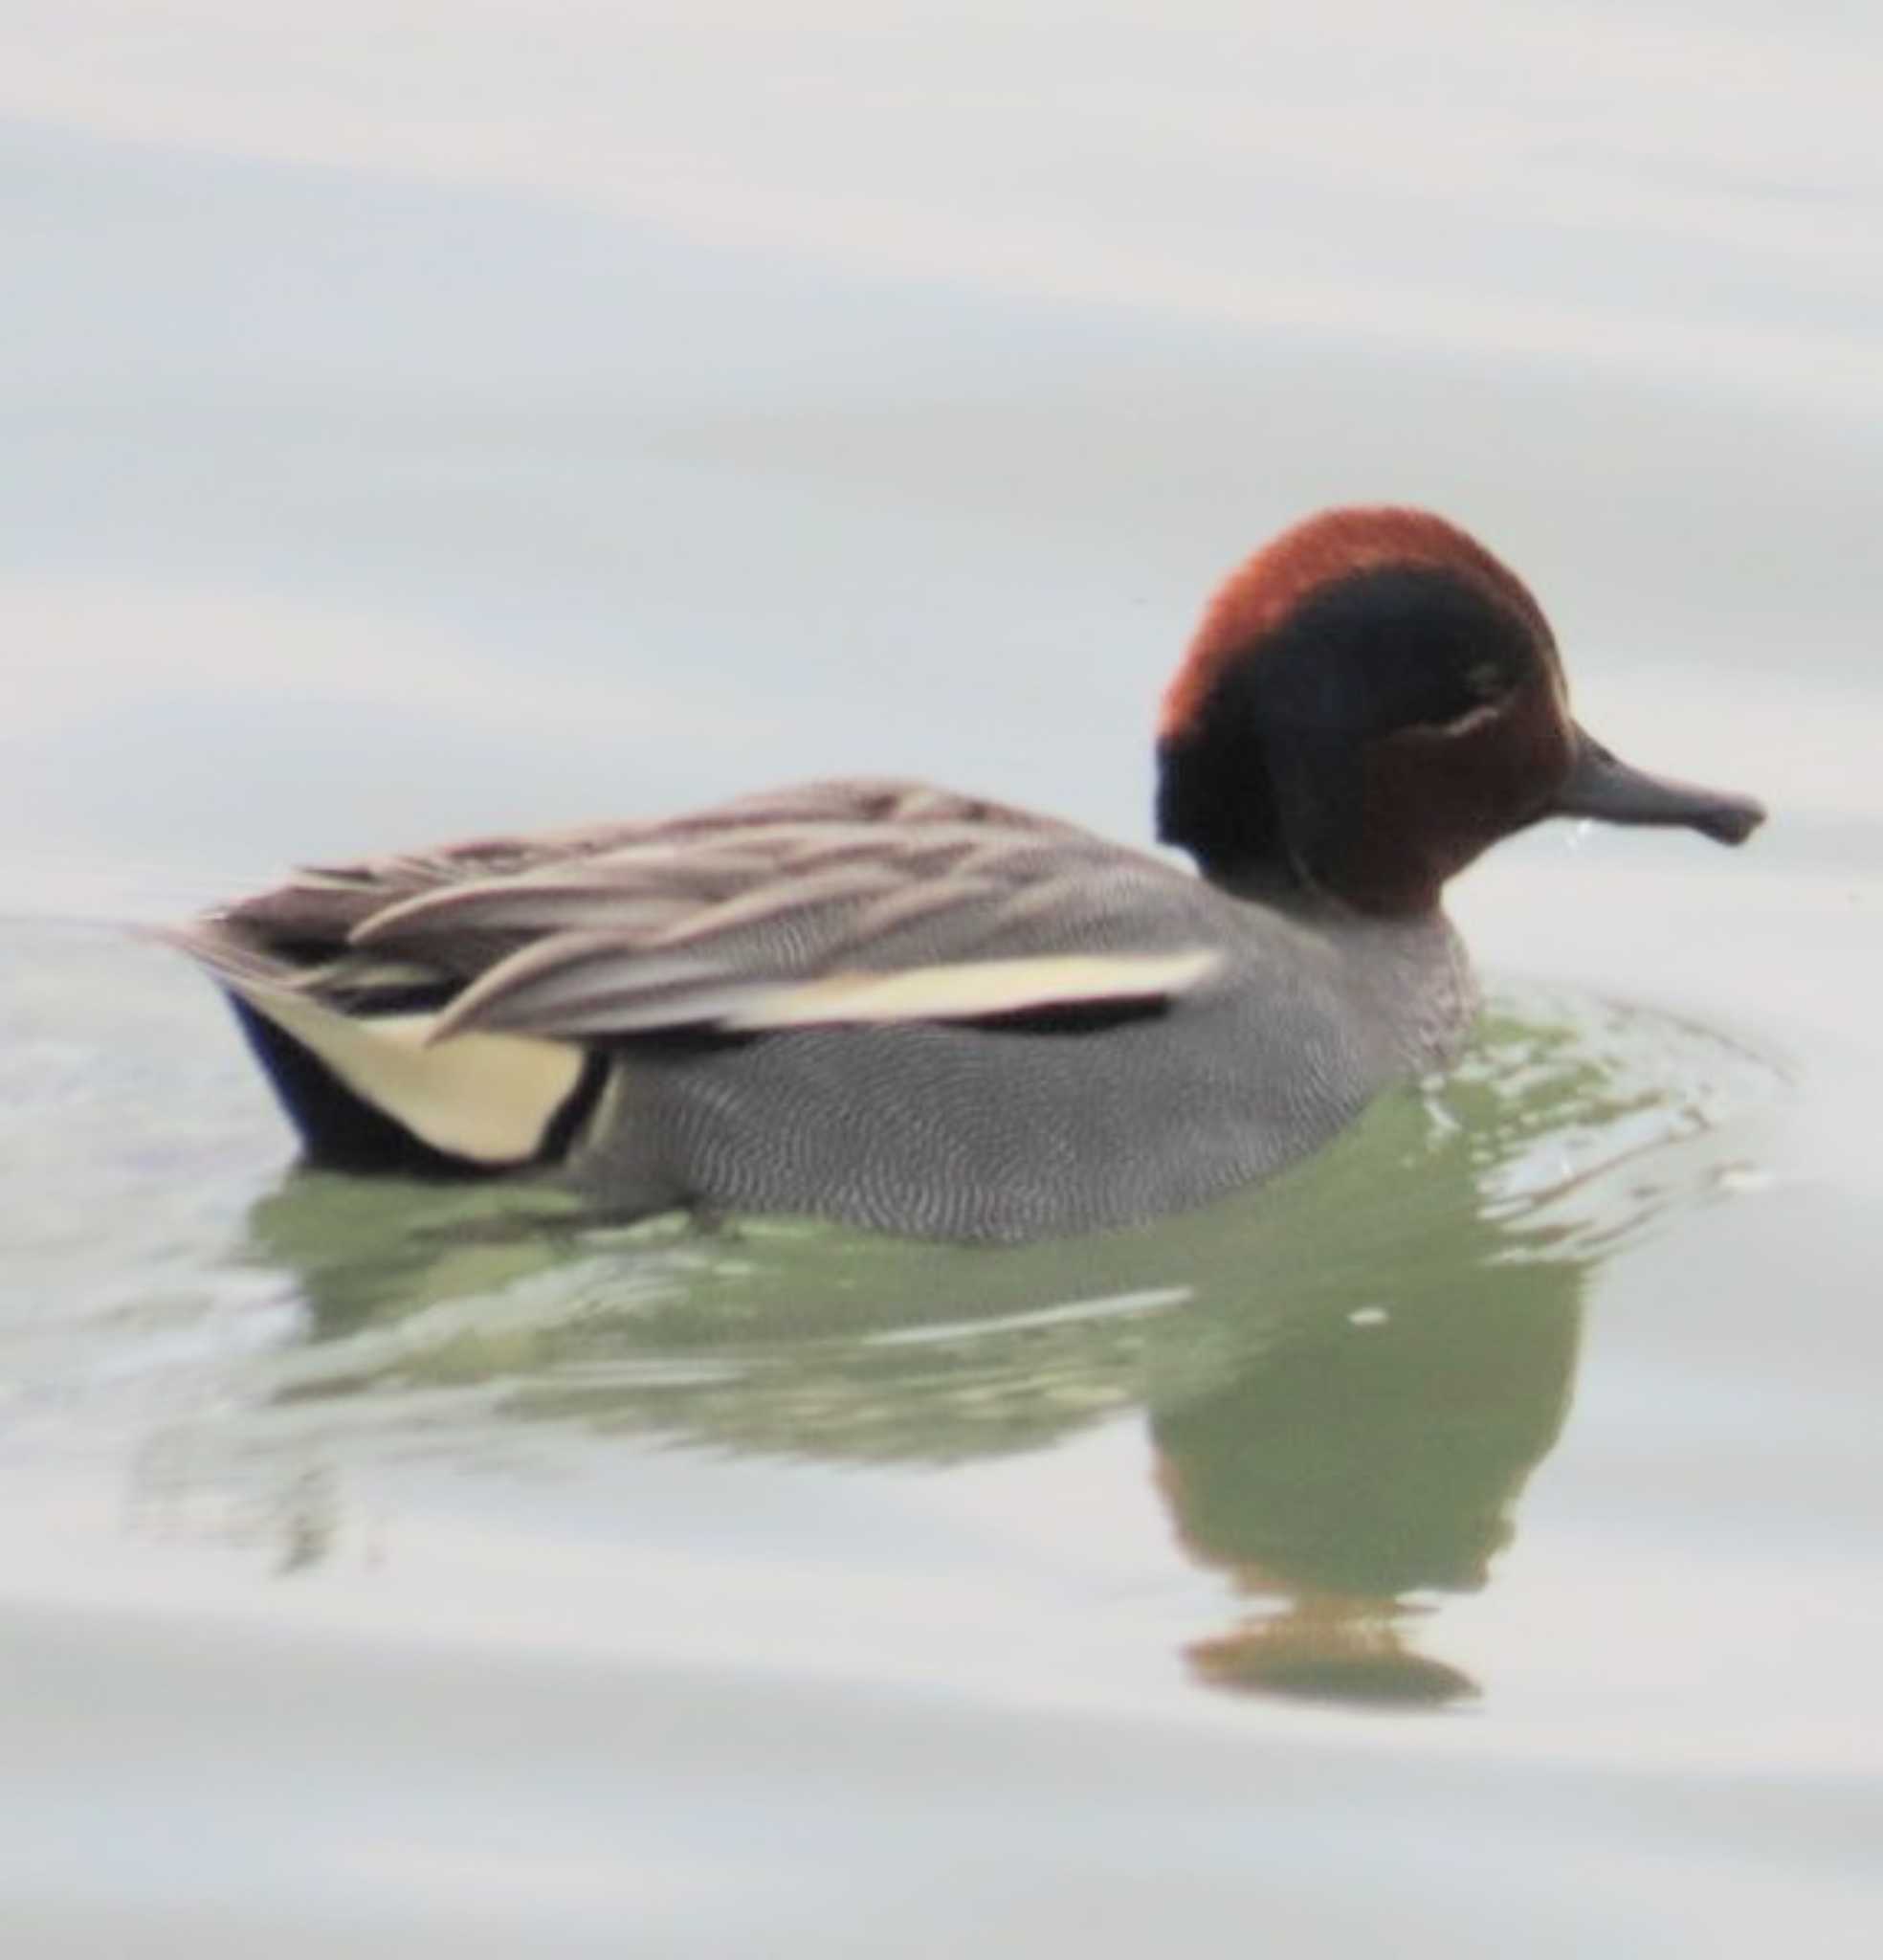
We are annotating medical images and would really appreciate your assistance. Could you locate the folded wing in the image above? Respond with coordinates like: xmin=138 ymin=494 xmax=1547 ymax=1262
xmin=165 ymin=779 xmax=1229 ymax=1169
xmin=179 ymin=779 xmax=1227 ymax=1038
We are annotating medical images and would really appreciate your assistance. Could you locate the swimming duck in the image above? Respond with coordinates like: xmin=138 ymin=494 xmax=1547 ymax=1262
xmin=169 ymin=506 xmax=1764 ymax=1241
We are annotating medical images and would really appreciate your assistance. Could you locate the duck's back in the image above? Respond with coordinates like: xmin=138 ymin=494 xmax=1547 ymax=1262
xmin=168 ymin=777 xmax=1473 ymax=1240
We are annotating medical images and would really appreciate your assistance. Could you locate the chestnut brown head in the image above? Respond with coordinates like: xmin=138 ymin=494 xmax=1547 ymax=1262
xmin=1155 ymin=507 xmax=1763 ymax=914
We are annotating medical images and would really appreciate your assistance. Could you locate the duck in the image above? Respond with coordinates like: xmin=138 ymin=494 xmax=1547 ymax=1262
xmin=166 ymin=506 xmax=1765 ymax=1242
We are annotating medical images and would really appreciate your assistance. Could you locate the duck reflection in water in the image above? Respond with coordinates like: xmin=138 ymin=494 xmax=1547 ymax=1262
xmin=1151 ymin=1239 xmax=1578 ymax=1708
xmin=234 ymin=997 xmax=1758 ymax=1710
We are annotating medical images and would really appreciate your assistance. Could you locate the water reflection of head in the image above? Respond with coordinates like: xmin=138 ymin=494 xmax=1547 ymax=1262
xmin=1142 ymin=1090 xmax=1588 ymax=1707
xmin=1155 ymin=1260 xmax=1581 ymax=1704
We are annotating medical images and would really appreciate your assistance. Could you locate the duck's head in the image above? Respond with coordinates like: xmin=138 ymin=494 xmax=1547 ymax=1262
xmin=1155 ymin=506 xmax=1765 ymax=914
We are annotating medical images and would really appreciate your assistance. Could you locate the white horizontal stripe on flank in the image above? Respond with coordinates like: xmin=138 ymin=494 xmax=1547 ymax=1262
xmin=720 ymin=949 xmax=1222 ymax=1030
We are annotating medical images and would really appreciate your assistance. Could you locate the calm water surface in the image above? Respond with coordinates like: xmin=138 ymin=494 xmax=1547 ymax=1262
xmin=3 ymin=6 xmax=1882 ymax=1954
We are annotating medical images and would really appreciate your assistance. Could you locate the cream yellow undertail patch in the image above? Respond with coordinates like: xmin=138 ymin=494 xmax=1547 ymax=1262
xmin=232 ymin=980 xmax=586 ymax=1166
xmin=720 ymin=949 xmax=1223 ymax=1031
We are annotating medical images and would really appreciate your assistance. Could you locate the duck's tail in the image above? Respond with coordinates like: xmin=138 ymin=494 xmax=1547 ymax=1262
xmin=156 ymin=919 xmax=606 ymax=1176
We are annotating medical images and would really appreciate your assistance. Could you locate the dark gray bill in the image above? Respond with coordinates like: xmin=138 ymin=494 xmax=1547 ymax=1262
xmin=1554 ymin=726 xmax=1765 ymax=846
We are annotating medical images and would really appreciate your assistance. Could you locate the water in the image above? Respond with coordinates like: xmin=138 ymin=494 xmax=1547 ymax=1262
xmin=5 ymin=5 xmax=1883 ymax=1952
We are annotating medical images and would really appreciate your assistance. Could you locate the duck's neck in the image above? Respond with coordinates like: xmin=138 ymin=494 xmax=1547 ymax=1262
xmin=1155 ymin=718 xmax=1450 ymax=919
xmin=1154 ymin=705 xmax=1300 ymax=897
xmin=1155 ymin=724 xmax=1346 ymax=918
xmin=1194 ymin=858 xmax=1326 ymax=916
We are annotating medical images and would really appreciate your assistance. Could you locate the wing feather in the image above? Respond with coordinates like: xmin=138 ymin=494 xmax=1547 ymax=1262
xmin=178 ymin=778 xmax=1228 ymax=1042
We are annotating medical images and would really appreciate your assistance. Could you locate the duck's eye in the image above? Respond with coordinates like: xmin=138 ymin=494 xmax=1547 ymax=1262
xmin=1463 ymin=658 xmax=1509 ymax=702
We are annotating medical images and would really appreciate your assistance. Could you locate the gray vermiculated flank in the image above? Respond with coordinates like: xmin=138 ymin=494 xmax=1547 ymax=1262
xmin=567 ymin=890 xmax=1473 ymax=1240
